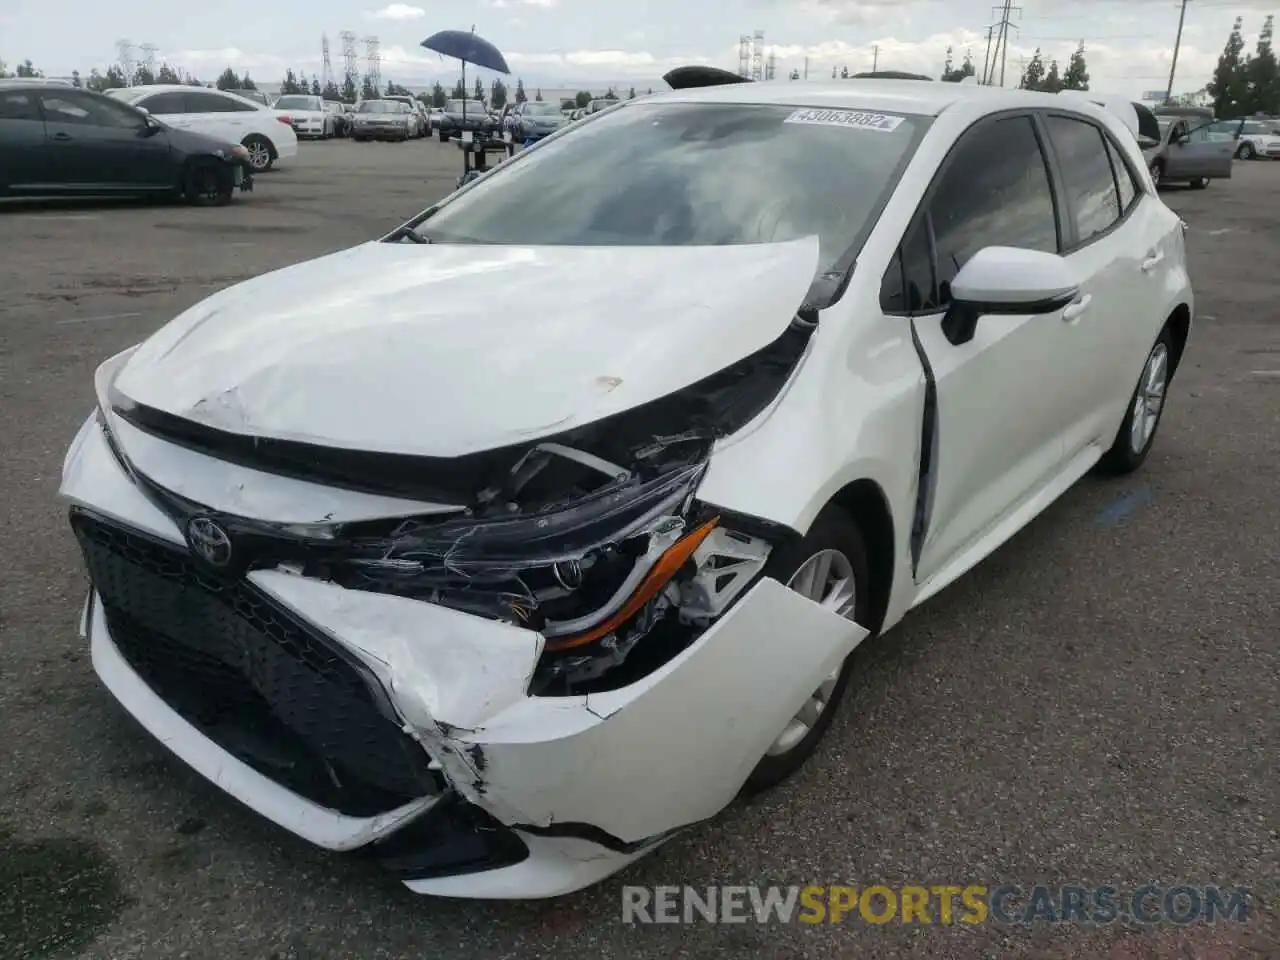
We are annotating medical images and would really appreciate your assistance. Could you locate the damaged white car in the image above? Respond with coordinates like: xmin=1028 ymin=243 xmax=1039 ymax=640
xmin=61 ymin=78 xmax=1193 ymax=899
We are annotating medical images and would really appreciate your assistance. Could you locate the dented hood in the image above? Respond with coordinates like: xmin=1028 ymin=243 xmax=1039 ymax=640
xmin=113 ymin=237 xmax=820 ymax=457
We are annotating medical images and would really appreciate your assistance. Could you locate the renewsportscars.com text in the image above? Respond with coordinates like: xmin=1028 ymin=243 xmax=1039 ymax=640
xmin=621 ymin=884 xmax=1252 ymax=925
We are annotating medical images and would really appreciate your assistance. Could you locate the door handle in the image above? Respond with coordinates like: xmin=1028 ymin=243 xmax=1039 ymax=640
xmin=1062 ymin=294 xmax=1092 ymax=321
xmin=1141 ymin=251 xmax=1164 ymax=272
xmin=51 ymin=132 xmax=72 ymax=141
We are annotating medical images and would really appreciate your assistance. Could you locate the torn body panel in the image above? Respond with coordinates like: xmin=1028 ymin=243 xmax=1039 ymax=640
xmin=254 ymin=571 xmax=867 ymax=844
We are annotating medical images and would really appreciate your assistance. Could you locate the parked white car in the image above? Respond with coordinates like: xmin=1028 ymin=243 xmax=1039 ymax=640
xmin=1228 ymin=119 xmax=1280 ymax=160
xmin=272 ymin=94 xmax=334 ymax=140
xmin=62 ymin=79 xmax=1193 ymax=900
xmin=106 ymin=85 xmax=298 ymax=173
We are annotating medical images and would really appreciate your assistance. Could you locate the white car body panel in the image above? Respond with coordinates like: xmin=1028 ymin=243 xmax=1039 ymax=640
xmin=111 ymin=237 xmax=821 ymax=455
xmin=115 ymin=85 xmax=298 ymax=165
xmin=273 ymin=105 xmax=330 ymax=139
xmin=59 ymin=78 xmax=1194 ymax=899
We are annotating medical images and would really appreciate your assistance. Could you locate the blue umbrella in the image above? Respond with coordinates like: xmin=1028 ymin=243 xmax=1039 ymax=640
xmin=421 ymin=27 xmax=510 ymax=129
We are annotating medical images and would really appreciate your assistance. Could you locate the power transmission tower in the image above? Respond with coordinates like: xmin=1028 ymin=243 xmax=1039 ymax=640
xmin=872 ymin=44 xmax=879 ymax=71
xmin=738 ymin=35 xmax=751 ymax=78
xmin=1166 ymin=0 xmax=1189 ymax=103
xmin=321 ymin=34 xmax=334 ymax=90
xmin=339 ymin=31 xmax=359 ymax=89
xmin=116 ymin=39 xmax=134 ymax=86
xmin=751 ymin=30 xmax=764 ymax=81
xmin=991 ymin=2 xmax=1022 ymax=87
xmin=363 ymin=36 xmax=381 ymax=92
xmin=140 ymin=43 xmax=158 ymax=79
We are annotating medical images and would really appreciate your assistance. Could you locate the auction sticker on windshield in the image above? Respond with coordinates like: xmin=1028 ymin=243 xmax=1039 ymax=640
xmin=783 ymin=108 xmax=904 ymax=132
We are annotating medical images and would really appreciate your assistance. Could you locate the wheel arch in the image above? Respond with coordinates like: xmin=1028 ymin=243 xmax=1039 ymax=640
xmin=1165 ymin=302 xmax=1191 ymax=376
xmin=823 ymin=479 xmax=895 ymax=636
xmin=243 ymin=131 xmax=278 ymax=159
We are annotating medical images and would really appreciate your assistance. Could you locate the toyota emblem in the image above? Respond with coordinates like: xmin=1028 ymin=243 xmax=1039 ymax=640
xmin=187 ymin=516 xmax=233 ymax=567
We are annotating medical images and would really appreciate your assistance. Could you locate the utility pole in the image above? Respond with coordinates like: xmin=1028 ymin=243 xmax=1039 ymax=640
xmin=1166 ymin=0 xmax=1189 ymax=103
xmin=991 ymin=1 xmax=1022 ymax=87
xmin=872 ymin=44 xmax=879 ymax=71
xmin=981 ymin=24 xmax=995 ymax=85
xmin=803 ymin=55 xmax=809 ymax=80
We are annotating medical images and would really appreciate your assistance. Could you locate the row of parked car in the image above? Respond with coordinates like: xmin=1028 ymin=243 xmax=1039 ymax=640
xmin=1140 ymin=107 xmax=1280 ymax=189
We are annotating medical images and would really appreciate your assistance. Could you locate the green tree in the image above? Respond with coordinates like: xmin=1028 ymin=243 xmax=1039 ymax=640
xmin=104 ymin=65 xmax=127 ymax=88
xmin=1042 ymin=59 xmax=1063 ymax=93
xmin=186 ymin=74 xmax=204 ymax=87
xmin=71 ymin=69 xmax=82 ymax=87
xmin=490 ymin=77 xmax=508 ymax=108
xmin=430 ymin=81 xmax=446 ymax=107
xmin=1209 ymin=16 xmax=1248 ymax=118
xmin=282 ymin=69 xmax=304 ymax=95
xmin=452 ymin=78 xmax=466 ymax=98
xmin=840 ymin=65 xmax=850 ymax=79
xmin=514 ymin=77 xmax=527 ymax=102
xmin=132 ymin=65 xmax=155 ymax=85
xmin=0 ymin=59 xmax=7 ymax=78
xmin=473 ymin=76 xmax=485 ymax=101
xmin=216 ymin=67 xmax=240 ymax=90
xmin=1244 ymin=15 xmax=1278 ymax=115
xmin=342 ymin=75 xmax=358 ymax=102
xmin=604 ymin=86 xmax=618 ymax=99
xmin=240 ymin=72 xmax=257 ymax=90
xmin=311 ymin=76 xmax=322 ymax=96
xmin=156 ymin=63 xmax=181 ymax=83
xmin=961 ymin=52 xmax=975 ymax=78
xmin=83 ymin=68 xmax=105 ymax=90
xmin=16 ymin=59 xmax=42 ymax=77
xmin=574 ymin=90 xmax=591 ymax=107
xmin=941 ymin=45 xmax=977 ymax=82
xmin=1063 ymin=42 xmax=1089 ymax=90
xmin=361 ymin=75 xmax=379 ymax=99
xmin=646 ymin=87 xmax=653 ymax=94
xmin=628 ymin=86 xmax=636 ymax=98
xmin=534 ymin=87 xmax=543 ymax=101
xmin=1020 ymin=48 xmax=1046 ymax=90
xmin=323 ymin=80 xmax=342 ymax=101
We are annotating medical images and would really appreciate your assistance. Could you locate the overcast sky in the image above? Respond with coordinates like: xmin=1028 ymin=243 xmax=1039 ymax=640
xmin=1 ymin=0 xmax=1275 ymax=97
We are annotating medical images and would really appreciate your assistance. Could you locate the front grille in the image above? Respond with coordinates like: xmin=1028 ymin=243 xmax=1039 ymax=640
xmin=72 ymin=509 xmax=443 ymax=818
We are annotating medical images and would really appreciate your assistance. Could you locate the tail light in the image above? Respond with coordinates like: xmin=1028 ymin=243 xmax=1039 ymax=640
xmin=277 ymin=115 xmax=292 ymax=125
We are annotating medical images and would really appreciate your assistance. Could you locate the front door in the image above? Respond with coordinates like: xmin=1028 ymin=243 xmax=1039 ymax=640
xmin=0 ymin=88 xmax=48 ymax=192
xmin=38 ymin=90 xmax=173 ymax=191
xmin=1171 ymin=120 xmax=1235 ymax=178
xmin=890 ymin=114 xmax=1077 ymax=586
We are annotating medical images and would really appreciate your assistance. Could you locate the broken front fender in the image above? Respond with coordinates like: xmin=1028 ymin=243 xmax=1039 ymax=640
xmin=254 ymin=571 xmax=868 ymax=845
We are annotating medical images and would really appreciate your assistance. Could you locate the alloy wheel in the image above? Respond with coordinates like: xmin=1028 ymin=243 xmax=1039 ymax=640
xmin=766 ymin=549 xmax=857 ymax=757
xmin=1129 ymin=341 xmax=1168 ymax=455
xmin=246 ymin=141 xmax=271 ymax=172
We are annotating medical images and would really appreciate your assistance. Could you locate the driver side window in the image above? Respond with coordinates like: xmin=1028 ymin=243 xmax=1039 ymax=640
xmin=39 ymin=91 xmax=142 ymax=129
xmin=880 ymin=114 xmax=1060 ymax=314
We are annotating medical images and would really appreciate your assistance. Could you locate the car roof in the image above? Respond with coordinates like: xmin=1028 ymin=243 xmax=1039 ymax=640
xmin=645 ymin=78 xmax=1108 ymax=119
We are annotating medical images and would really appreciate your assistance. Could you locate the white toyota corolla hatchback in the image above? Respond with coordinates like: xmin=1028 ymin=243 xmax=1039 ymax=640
xmin=61 ymin=78 xmax=1193 ymax=898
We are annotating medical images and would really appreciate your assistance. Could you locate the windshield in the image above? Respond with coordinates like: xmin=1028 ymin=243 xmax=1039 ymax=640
xmin=106 ymin=88 xmax=143 ymax=103
xmin=359 ymin=101 xmax=396 ymax=113
xmin=276 ymin=96 xmax=320 ymax=110
xmin=527 ymin=103 xmax=560 ymax=116
xmin=1241 ymin=122 xmax=1269 ymax=134
xmin=418 ymin=102 xmax=929 ymax=271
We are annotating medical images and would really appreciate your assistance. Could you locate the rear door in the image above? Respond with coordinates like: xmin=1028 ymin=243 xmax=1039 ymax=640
xmin=1038 ymin=112 xmax=1157 ymax=454
xmin=0 ymin=88 xmax=47 ymax=192
xmin=183 ymin=90 xmax=256 ymax=142
xmin=38 ymin=90 xmax=173 ymax=190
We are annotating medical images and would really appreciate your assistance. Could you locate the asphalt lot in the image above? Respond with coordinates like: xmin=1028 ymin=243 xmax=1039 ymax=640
xmin=1 ymin=141 xmax=1277 ymax=960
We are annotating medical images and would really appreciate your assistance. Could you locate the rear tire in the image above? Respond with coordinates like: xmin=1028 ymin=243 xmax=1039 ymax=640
xmin=438 ymin=130 xmax=449 ymax=142
xmin=184 ymin=161 xmax=232 ymax=207
xmin=1190 ymin=177 xmax=1209 ymax=189
xmin=1096 ymin=325 xmax=1175 ymax=476
xmin=241 ymin=134 xmax=274 ymax=173
xmin=1148 ymin=158 xmax=1164 ymax=187
xmin=1237 ymin=142 xmax=1255 ymax=160
xmin=741 ymin=505 xmax=870 ymax=795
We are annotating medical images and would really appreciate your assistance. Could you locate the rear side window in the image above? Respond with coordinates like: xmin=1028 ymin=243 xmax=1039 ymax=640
xmin=881 ymin=115 xmax=1058 ymax=313
xmin=0 ymin=91 xmax=40 ymax=121
xmin=139 ymin=92 xmax=186 ymax=115
xmin=1103 ymin=135 xmax=1139 ymax=213
xmin=1044 ymin=115 xmax=1122 ymax=245
xmin=187 ymin=92 xmax=254 ymax=113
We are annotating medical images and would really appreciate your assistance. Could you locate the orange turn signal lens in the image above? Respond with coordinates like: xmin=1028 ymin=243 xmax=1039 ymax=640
xmin=543 ymin=517 xmax=719 ymax=652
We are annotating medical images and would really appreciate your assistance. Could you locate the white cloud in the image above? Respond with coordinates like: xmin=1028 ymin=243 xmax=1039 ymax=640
xmin=365 ymin=3 xmax=425 ymax=20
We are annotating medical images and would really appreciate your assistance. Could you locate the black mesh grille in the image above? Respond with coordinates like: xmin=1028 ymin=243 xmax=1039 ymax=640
xmin=72 ymin=509 xmax=443 ymax=818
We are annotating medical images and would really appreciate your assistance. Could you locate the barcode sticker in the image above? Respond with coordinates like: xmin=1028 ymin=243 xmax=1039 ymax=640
xmin=783 ymin=108 xmax=904 ymax=132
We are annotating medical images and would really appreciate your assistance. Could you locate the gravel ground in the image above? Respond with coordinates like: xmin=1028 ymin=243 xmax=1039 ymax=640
xmin=0 ymin=142 xmax=1276 ymax=960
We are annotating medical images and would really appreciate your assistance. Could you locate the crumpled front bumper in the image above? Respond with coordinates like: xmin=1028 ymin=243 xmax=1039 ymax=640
xmin=60 ymin=410 xmax=867 ymax=898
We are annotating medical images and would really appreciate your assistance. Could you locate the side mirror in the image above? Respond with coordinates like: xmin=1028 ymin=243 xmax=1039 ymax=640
xmin=943 ymin=246 xmax=1079 ymax=345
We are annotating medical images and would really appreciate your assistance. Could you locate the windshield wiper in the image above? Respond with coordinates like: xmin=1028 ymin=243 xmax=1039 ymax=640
xmin=385 ymin=224 xmax=432 ymax=244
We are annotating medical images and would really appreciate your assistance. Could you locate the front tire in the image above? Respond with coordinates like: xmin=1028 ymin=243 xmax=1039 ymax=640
xmin=741 ymin=505 xmax=870 ymax=795
xmin=1190 ymin=177 xmax=1209 ymax=189
xmin=1097 ymin=325 xmax=1174 ymax=475
xmin=184 ymin=161 xmax=233 ymax=207
xmin=1238 ymin=142 xmax=1255 ymax=160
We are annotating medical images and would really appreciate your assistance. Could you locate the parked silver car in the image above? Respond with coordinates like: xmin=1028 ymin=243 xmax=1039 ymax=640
xmin=1144 ymin=116 xmax=1237 ymax=189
